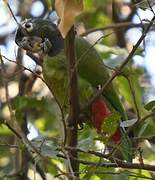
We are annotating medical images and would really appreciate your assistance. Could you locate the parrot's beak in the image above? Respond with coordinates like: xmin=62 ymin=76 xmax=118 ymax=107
xmin=15 ymin=23 xmax=53 ymax=55
xmin=16 ymin=36 xmax=43 ymax=53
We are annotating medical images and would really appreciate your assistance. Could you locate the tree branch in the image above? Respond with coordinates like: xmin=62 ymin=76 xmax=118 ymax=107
xmin=85 ymin=14 xmax=155 ymax=109
xmin=65 ymin=26 xmax=80 ymax=179
xmin=81 ymin=22 xmax=153 ymax=36
xmin=57 ymin=152 xmax=155 ymax=171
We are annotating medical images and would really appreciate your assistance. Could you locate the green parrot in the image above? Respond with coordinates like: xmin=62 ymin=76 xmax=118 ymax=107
xmin=15 ymin=18 xmax=132 ymax=161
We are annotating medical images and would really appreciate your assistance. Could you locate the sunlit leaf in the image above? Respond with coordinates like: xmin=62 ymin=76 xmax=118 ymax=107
xmin=55 ymin=0 xmax=83 ymax=37
xmin=120 ymin=119 xmax=138 ymax=128
xmin=144 ymin=100 xmax=155 ymax=111
xmin=31 ymin=136 xmax=58 ymax=157
xmin=116 ymin=71 xmax=144 ymax=116
xmin=101 ymin=112 xmax=121 ymax=137
xmin=78 ymin=137 xmax=94 ymax=151
xmin=0 ymin=164 xmax=13 ymax=177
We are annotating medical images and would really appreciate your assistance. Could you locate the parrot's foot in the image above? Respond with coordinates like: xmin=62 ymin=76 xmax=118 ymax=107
xmin=17 ymin=36 xmax=43 ymax=53
xmin=16 ymin=35 xmax=52 ymax=55
xmin=66 ymin=114 xmax=84 ymax=130
xmin=78 ymin=122 xmax=83 ymax=130
xmin=78 ymin=114 xmax=86 ymax=130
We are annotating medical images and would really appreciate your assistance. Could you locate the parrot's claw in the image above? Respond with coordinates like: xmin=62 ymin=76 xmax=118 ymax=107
xmin=17 ymin=36 xmax=43 ymax=53
xmin=78 ymin=123 xmax=83 ymax=130
xmin=78 ymin=114 xmax=85 ymax=130
xmin=42 ymin=38 xmax=52 ymax=53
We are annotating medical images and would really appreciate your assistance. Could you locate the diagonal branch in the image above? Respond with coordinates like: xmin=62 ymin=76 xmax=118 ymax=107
xmin=85 ymin=14 xmax=155 ymax=109
xmin=0 ymin=53 xmax=43 ymax=158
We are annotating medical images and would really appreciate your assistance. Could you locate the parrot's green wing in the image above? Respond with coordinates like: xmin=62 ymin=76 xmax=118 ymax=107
xmin=76 ymin=37 xmax=132 ymax=162
xmin=75 ymin=37 xmax=127 ymax=120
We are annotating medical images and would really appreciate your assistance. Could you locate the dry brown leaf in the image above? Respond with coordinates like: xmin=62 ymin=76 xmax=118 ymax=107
xmin=55 ymin=0 xmax=83 ymax=38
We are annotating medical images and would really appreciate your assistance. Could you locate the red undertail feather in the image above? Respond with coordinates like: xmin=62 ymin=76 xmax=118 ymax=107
xmin=91 ymin=98 xmax=121 ymax=143
xmin=111 ymin=129 xmax=121 ymax=143
xmin=91 ymin=98 xmax=110 ymax=131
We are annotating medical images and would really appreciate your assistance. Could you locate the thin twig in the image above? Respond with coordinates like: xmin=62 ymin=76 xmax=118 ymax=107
xmin=135 ymin=8 xmax=146 ymax=50
xmin=62 ymin=32 xmax=114 ymax=116
xmin=133 ymin=135 xmax=155 ymax=140
xmin=123 ymin=75 xmax=140 ymax=120
xmin=0 ymin=143 xmax=18 ymax=148
xmin=85 ymin=14 xmax=155 ymax=109
xmin=2 ymin=55 xmax=45 ymax=83
xmin=54 ymin=169 xmax=153 ymax=179
xmin=4 ymin=1 xmax=20 ymax=25
xmin=63 ymin=146 xmax=110 ymax=158
xmin=88 ymin=170 xmax=153 ymax=180
xmin=61 ymin=149 xmax=75 ymax=179
xmin=81 ymin=22 xmax=154 ymax=36
xmin=2 ymin=55 xmax=67 ymax=145
xmin=0 ymin=53 xmax=43 ymax=157
xmin=141 ymin=113 xmax=155 ymax=121
xmin=0 ymin=54 xmax=15 ymax=122
xmin=57 ymin=153 xmax=155 ymax=171
xmin=73 ymin=32 xmax=113 ymax=77
xmin=146 ymin=0 xmax=155 ymax=15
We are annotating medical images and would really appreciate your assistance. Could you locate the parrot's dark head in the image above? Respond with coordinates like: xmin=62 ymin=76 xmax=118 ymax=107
xmin=15 ymin=18 xmax=64 ymax=56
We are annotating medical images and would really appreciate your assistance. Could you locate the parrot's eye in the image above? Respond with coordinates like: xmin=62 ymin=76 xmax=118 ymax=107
xmin=23 ymin=22 xmax=33 ymax=32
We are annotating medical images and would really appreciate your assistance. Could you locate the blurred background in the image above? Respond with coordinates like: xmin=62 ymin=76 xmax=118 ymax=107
xmin=1 ymin=0 xmax=155 ymax=179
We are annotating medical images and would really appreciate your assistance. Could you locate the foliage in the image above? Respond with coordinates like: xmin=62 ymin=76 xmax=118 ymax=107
xmin=0 ymin=0 xmax=155 ymax=180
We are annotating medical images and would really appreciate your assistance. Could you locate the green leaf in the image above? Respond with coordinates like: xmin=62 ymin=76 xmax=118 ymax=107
xmin=101 ymin=112 xmax=121 ymax=138
xmin=12 ymin=96 xmax=47 ymax=122
xmin=31 ymin=136 xmax=58 ymax=157
xmin=15 ymin=109 xmax=25 ymax=123
xmin=78 ymin=137 xmax=94 ymax=151
xmin=144 ymin=100 xmax=155 ymax=111
xmin=116 ymin=171 xmax=130 ymax=180
xmin=116 ymin=72 xmax=144 ymax=116
xmin=138 ymin=119 xmax=155 ymax=137
xmin=0 ymin=124 xmax=14 ymax=135
xmin=12 ymin=96 xmax=47 ymax=111
xmin=137 ymin=1 xmax=150 ymax=10
xmin=12 ymin=96 xmax=28 ymax=111
xmin=0 ymin=164 xmax=13 ymax=177
xmin=120 ymin=119 xmax=138 ymax=128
